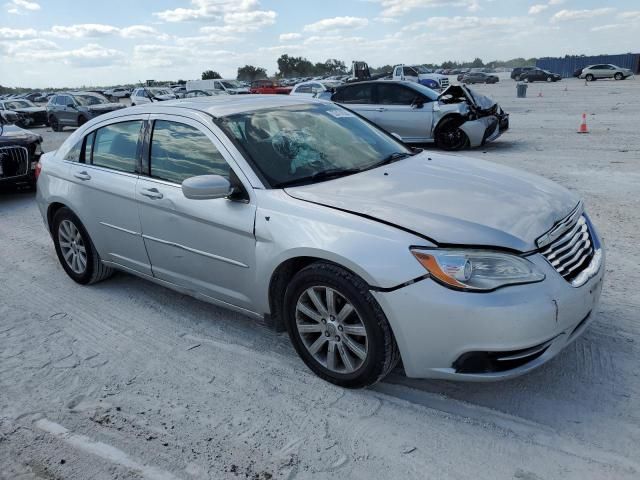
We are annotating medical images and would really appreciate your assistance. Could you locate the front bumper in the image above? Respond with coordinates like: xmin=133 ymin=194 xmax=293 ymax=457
xmin=372 ymin=251 xmax=604 ymax=380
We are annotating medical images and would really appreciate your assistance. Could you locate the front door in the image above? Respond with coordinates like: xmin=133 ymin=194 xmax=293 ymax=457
xmin=136 ymin=116 xmax=257 ymax=310
xmin=374 ymin=83 xmax=432 ymax=142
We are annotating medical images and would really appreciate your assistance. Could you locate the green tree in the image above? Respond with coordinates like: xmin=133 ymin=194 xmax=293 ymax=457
xmin=470 ymin=57 xmax=484 ymax=68
xmin=201 ymin=70 xmax=222 ymax=80
xmin=237 ymin=65 xmax=268 ymax=82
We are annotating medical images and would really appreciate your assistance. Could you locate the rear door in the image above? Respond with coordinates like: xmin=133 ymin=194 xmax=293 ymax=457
xmin=374 ymin=83 xmax=432 ymax=142
xmin=136 ymin=116 xmax=257 ymax=310
xmin=56 ymin=95 xmax=73 ymax=125
xmin=66 ymin=116 xmax=152 ymax=275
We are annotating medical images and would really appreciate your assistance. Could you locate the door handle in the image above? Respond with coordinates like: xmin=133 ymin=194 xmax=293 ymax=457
xmin=140 ymin=188 xmax=163 ymax=200
xmin=73 ymin=171 xmax=91 ymax=181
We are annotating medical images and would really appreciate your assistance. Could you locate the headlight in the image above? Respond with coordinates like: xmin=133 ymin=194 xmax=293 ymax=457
xmin=411 ymin=249 xmax=545 ymax=292
xmin=34 ymin=142 xmax=43 ymax=154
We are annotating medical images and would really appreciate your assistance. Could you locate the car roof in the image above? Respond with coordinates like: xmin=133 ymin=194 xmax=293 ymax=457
xmin=124 ymin=95 xmax=328 ymax=118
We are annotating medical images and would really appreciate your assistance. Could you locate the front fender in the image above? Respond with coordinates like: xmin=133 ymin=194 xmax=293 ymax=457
xmin=251 ymin=190 xmax=433 ymax=313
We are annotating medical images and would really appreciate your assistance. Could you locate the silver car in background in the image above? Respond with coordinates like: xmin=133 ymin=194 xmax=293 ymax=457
xmin=36 ymin=96 xmax=603 ymax=388
xmin=579 ymin=64 xmax=634 ymax=81
xmin=330 ymin=81 xmax=509 ymax=150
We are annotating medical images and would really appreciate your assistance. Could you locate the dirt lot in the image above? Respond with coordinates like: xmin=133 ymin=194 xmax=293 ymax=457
xmin=1 ymin=76 xmax=639 ymax=479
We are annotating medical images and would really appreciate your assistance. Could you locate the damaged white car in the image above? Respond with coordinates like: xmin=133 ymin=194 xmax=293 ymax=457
xmin=329 ymin=81 xmax=509 ymax=150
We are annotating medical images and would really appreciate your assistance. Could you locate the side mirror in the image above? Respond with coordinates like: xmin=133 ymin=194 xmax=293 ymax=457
xmin=411 ymin=98 xmax=424 ymax=109
xmin=67 ymin=103 xmax=76 ymax=109
xmin=182 ymin=175 xmax=232 ymax=200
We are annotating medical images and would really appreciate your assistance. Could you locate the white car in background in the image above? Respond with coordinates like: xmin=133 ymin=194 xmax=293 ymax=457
xmin=105 ymin=87 xmax=131 ymax=99
xmin=130 ymin=87 xmax=177 ymax=106
xmin=290 ymin=81 xmax=343 ymax=98
xmin=579 ymin=64 xmax=634 ymax=81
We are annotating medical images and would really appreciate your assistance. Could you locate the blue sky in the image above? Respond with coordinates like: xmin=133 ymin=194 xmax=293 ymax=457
xmin=1 ymin=0 xmax=638 ymax=87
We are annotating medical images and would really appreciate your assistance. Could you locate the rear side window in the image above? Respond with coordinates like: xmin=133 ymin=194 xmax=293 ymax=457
xmin=295 ymin=84 xmax=312 ymax=94
xmin=149 ymin=120 xmax=229 ymax=184
xmin=340 ymin=84 xmax=373 ymax=104
xmin=91 ymin=121 xmax=141 ymax=173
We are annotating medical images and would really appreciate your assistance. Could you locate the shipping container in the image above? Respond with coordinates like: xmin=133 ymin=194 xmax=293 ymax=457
xmin=536 ymin=53 xmax=640 ymax=78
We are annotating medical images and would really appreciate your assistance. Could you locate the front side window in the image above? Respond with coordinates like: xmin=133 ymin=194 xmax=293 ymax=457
xmin=91 ymin=121 xmax=141 ymax=173
xmin=377 ymin=84 xmax=419 ymax=105
xmin=149 ymin=120 xmax=229 ymax=184
xmin=218 ymin=103 xmax=412 ymax=188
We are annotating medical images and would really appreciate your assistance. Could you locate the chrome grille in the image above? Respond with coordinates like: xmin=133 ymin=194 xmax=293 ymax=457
xmin=0 ymin=146 xmax=29 ymax=179
xmin=440 ymin=78 xmax=450 ymax=89
xmin=540 ymin=214 xmax=594 ymax=282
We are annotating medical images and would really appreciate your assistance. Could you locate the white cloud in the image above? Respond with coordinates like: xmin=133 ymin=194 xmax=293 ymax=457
xmin=3 ymin=41 xmax=124 ymax=67
xmin=590 ymin=24 xmax=622 ymax=32
xmin=153 ymin=0 xmax=259 ymax=22
xmin=403 ymin=16 xmax=527 ymax=32
xmin=279 ymin=32 xmax=302 ymax=41
xmin=551 ymin=8 xmax=615 ymax=22
xmin=48 ymin=24 xmax=120 ymax=38
xmin=619 ymin=11 xmax=640 ymax=20
xmin=374 ymin=0 xmax=479 ymax=18
xmin=0 ymin=27 xmax=37 ymax=38
xmin=0 ymin=38 xmax=58 ymax=56
xmin=528 ymin=4 xmax=548 ymax=15
xmin=120 ymin=25 xmax=168 ymax=40
xmin=303 ymin=16 xmax=369 ymax=33
xmin=6 ymin=0 xmax=40 ymax=14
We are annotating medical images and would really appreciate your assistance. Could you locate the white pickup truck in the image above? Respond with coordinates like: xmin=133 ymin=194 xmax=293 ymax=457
xmin=186 ymin=79 xmax=250 ymax=95
xmin=392 ymin=64 xmax=449 ymax=90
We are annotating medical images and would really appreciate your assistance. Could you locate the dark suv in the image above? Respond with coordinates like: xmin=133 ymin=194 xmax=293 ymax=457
xmin=510 ymin=67 xmax=536 ymax=81
xmin=0 ymin=111 xmax=43 ymax=189
xmin=46 ymin=92 xmax=125 ymax=132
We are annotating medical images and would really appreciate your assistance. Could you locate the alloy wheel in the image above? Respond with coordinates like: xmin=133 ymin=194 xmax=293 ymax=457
xmin=295 ymin=286 xmax=368 ymax=374
xmin=58 ymin=219 xmax=88 ymax=274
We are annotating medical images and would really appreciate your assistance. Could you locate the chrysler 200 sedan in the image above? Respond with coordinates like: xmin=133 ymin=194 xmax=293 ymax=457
xmin=36 ymin=96 xmax=604 ymax=388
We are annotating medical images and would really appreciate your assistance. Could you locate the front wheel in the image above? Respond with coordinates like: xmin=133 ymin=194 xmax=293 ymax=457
xmin=435 ymin=117 xmax=470 ymax=151
xmin=614 ymin=72 xmax=623 ymax=80
xmin=284 ymin=262 xmax=399 ymax=388
xmin=546 ymin=76 xmax=552 ymax=82
xmin=52 ymin=208 xmax=114 ymax=285
xmin=49 ymin=116 xmax=62 ymax=132
xmin=523 ymin=77 xmax=530 ymax=83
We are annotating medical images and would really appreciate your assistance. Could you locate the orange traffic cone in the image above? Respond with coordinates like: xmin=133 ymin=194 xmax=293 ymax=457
xmin=577 ymin=113 xmax=589 ymax=134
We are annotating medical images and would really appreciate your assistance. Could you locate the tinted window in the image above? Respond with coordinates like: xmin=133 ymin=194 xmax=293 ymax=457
xmin=377 ymin=84 xmax=419 ymax=105
xmin=340 ymin=84 xmax=373 ymax=104
xmin=296 ymin=84 xmax=312 ymax=94
xmin=91 ymin=121 xmax=141 ymax=173
xmin=85 ymin=132 xmax=95 ymax=163
xmin=149 ymin=120 xmax=229 ymax=184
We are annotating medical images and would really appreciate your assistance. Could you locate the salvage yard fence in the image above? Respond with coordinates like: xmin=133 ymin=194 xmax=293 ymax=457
xmin=536 ymin=53 xmax=640 ymax=77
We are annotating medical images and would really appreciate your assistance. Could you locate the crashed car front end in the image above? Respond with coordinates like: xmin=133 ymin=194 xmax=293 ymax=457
xmin=434 ymin=85 xmax=509 ymax=148
xmin=0 ymin=112 xmax=43 ymax=187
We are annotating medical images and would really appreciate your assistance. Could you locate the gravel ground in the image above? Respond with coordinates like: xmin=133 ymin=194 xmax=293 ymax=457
xmin=1 ymin=76 xmax=639 ymax=479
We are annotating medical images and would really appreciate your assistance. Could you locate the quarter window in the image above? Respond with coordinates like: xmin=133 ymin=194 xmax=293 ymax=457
xmin=91 ymin=121 xmax=141 ymax=173
xmin=149 ymin=120 xmax=229 ymax=184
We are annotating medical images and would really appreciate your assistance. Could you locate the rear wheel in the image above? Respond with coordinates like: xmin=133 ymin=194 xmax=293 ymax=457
xmin=585 ymin=74 xmax=595 ymax=82
xmin=284 ymin=262 xmax=399 ymax=388
xmin=435 ymin=117 xmax=470 ymax=151
xmin=514 ymin=75 xmax=521 ymax=81
xmin=49 ymin=115 xmax=62 ymax=132
xmin=523 ymin=77 xmax=530 ymax=83
xmin=52 ymin=208 xmax=113 ymax=285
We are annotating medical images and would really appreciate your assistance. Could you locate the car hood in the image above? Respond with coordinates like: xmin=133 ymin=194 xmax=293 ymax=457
xmin=439 ymin=85 xmax=497 ymax=111
xmin=88 ymin=103 xmax=125 ymax=111
xmin=284 ymin=153 xmax=579 ymax=252
xmin=13 ymin=106 xmax=46 ymax=114
xmin=0 ymin=123 xmax=41 ymax=145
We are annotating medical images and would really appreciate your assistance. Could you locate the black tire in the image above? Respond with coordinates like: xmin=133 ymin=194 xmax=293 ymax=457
xmin=130 ymin=103 xmax=135 ymax=107
xmin=52 ymin=207 xmax=114 ymax=285
xmin=49 ymin=115 xmax=62 ymax=132
xmin=434 ymin=117 xmax=470 ymax=151
xmin=614 ymin=72 xmax=623 ymax=80
xmin=284 ymin=262 xmax=400 ymax=388
xmin=514 ymin=75 xmax=521 ymax=81
xmin=523 ymin=77 xmax=530 ymax=83
xmin=586 ymin=74 xmax=594 ymax=82
xmin=546 ymin=76 xmax=552 ymax=82
xmin=77 ymin=116 xmax=87 ymax=127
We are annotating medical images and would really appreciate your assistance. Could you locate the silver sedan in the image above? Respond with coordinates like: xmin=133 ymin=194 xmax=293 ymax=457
xmin=36 ymin=96 xmax=604 ymax=388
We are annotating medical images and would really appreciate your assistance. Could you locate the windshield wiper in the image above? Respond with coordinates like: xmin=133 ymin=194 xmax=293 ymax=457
xmin=275 ymin=167 xmax=361 ymax=188
xmin=372 ymin=151 xmax=413 ymax=168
